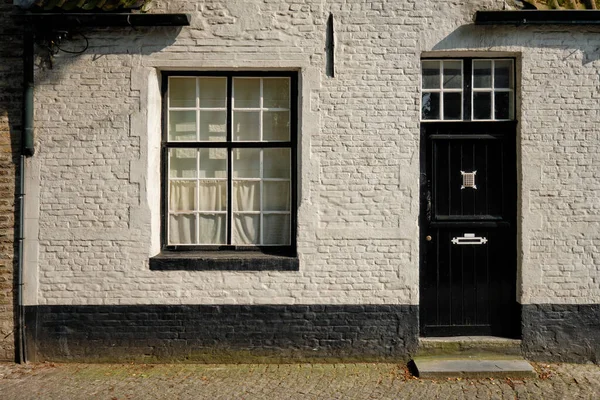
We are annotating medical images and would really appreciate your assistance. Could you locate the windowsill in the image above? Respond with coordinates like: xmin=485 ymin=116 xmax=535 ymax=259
xmin=149 ymin=250 xmax=299 ymax=271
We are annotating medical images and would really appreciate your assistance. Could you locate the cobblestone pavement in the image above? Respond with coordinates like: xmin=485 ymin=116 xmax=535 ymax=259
xmin=1 ymin=362 xmax=599 ymax=399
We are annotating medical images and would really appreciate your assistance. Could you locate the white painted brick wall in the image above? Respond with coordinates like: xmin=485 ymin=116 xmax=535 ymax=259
xmin=25 ymin=0 xmax=599 ymax=306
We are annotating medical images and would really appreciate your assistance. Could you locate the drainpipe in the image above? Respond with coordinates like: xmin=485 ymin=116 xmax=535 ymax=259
xmin=17 ymin=26 xmax=35 ymax=364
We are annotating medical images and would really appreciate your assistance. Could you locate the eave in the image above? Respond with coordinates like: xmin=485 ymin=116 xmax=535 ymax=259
xmin=475 ymin=10 xmax=600 ymax=25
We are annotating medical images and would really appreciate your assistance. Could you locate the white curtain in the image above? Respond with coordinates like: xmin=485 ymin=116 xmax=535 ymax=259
xmin=233 ymin=181 xmax=259 ymax=244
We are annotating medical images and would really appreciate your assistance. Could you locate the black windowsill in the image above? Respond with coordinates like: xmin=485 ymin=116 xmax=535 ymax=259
xmin=149 ymin=251 xmax=299 ymax=271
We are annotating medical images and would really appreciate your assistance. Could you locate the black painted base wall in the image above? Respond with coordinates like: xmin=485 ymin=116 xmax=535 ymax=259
xmin=522 ymin=304 xmax=600 ymax=364
xmin=25 ymin=305 xmax=419 ymax=363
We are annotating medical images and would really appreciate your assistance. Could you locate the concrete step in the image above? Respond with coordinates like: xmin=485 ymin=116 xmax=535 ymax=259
xmin=417 ymin=336 xmax=522 ymax=357
xmin=410 ymin=355 xmax=537 ymax=379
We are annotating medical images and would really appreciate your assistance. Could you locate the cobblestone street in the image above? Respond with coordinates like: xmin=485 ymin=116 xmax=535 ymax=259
xmin=1 ymin=362 xmax=599 ymax=399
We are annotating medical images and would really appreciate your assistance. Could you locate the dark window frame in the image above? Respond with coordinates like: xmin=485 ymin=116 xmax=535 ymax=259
xmin=158 ymin=71 xmax=299 ymax=258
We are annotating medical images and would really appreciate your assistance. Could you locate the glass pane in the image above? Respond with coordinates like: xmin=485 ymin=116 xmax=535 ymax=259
xmin=169 ymin=111 xmax=196 ymax=141
xmin=234 ymin=78 xmax=260 ymax=108
xmin=264 ymin=148 xmax=290 ymax=179
xmin=495 ymin=92 xmax=512 ymax=120
xmin=199 ymin=77 xmax=226 ymax=108
xmin=169 ymin=148 xmax=197 ymax=178
xmin=473 ymin=92 xmax=492 ymax=120
xmin=233 ymin=181 xmax=260 ymax=211
xmin=169 ymin=78 xmax=196 ymax=108
xmin=422 ymin=61 xmax=440 ymax=89
xmin=263 ymin=111 xmax=290 ymax=141
xmin=169 ymin=181 xmax=196 ymax=212
xmin=169 ymin=214 xmax=196 ymax=244
xmin=263 ymin=78 xmax=290 ymax=108
xmin=264 ymin=181 xmax=290 ymax=211
xmin=473 ymin=61 xmax=492 ymax=88
xmin=263 ymin=214 xmax=290 ymax=245
xmin=233 ymin=111 xmax=260 ymax=141
xmin=443 ymin=61 xmax=462 ymax=89
xmin=199 ymin=111 xmax=226 ymax=141
xmin=199 ymin=148 xmax=227 ymax=178
xmin=233 ymin=214 xmax=260 ymax=245
xmin=421 ymin=92 xmax=440 ymax=120
xmin=198 ymin=214 xmax=226 ymax=245
xmin=443 ymin=92 xmax=462 ymax=120
xmin=198 ymin=181 xmax=227 ymax=211
xmin=494 ymin=60 xmax=513 ymax=89
xmin=233 ymin=149 xmax=260 ymax=178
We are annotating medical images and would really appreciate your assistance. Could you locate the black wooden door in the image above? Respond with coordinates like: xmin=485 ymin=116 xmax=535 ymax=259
xmin=420 ymin=122 xmax=519 ymax=337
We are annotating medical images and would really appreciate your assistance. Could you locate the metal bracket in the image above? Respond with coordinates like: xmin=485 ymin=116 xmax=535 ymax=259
xmin=451 ymin=233 xmax=488 ymax=245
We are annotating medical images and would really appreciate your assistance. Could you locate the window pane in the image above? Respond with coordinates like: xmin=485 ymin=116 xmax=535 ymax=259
xmin=422 ymin=61 xmax=440 ymax=89
xmin=443 ymin=61 xmax=462 ymax=89
xmin=169 ymin=148 xmax=197 ymax=178
xmin=473 ymin=61 xmax=492 ymax=88
xmin=443 ymin=92 xmax=462 ymax=120
xmin=421 ymin=92 xmax=440 ymax=120
xmin=199 ymin=78 xmax=226 ymax=108
xmin=169 ymin=111 xmax=196 ymax=141
xmin=264 ymin=148 xmax=290 ymax=179
xmin=263 ymin=78 xmax=290 ymax=108
xmin=264 ymin=181 xmax=290 ymax=211
xmin=199 ymin=111 xmax=226 ymax=141
xmin=169 ymin=181 xmax=196 ymax=212
xmin=233 ymin=149 xmax=260 ymax=178
xmin=233 ymin=111 xmax=260 ymax=141
xmin=233 ymin=181 xmax=260 ymax=212
xmin=494 ymin=60 xmax=513 ymax=89
xmin=169 ymin=214 xmax=196 ymax=244
xmin=234 ymin=78 xmax=260 ymax=108
xmin=263 ymin=214 xmax=290 ymax=245
xmin=473 ymin=92 xmax=492 ymax=120
xmin=263 ymin=111 xmax=290 ymax=141
xmin=199 ymin=148 xmax=227 ymax=178
xmin=495 ymin=92 xmax=512 ymax=120
xmin=169 ymin=78 xmax=196 ymax=108
xmin=198 ymin=214 xmax=226 ymax=245
xmin=233 ymin=214 xmax=260 ymax=244
xmin=198 ymin=181 xmax=227 ymax=211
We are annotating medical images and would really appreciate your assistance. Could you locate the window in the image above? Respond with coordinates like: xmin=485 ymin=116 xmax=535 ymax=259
xmin=162 ymin=72 xmax=297 ymax=251
xmin=421 ymin=58 xmax=515 ymax=121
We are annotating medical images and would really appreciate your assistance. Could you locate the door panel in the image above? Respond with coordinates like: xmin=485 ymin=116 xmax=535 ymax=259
xmin=420 ymin=122 xmax=518 ymax=337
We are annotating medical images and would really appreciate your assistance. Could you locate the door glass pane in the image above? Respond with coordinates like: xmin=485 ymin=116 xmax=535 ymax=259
xmin=233 ymin=78 xmax=260 ymax=108
xmin=443 ymin=61 xmax=462 ymax=89
xmin=473 ymin=92 xmax=492 ymax=120
xmin=169 ymin=214 xmax=196 ymax=244
xmin=199 ymin=111 xmax=226 ymax=141
xmin=233 ymin=149 xmax=260 ymax=178
xmin=198 ymin=181 xmax=227 ymax=211
xmin=264 ymin=148 xmax=290 ymax=179
xmin=263 ymin=78 xmax=290 ymax=108
xmin=422 ymin=61 xmax=440 ymax=89
xmin=473 ymin=61 xmax=492 ymax=88
xmin=199 ymin=148 xmax=227 ymax=178
xmin=169 ymin=181 xmax=196 ymax=212
xmin=169 ymin=111 xmax=196 ymax=141
xmin=233 ymin=181 xmax=260 ymax=211
xmin=264 ymin=181 xmax=290 ymax=211
xmin=443 ymin=92 xmax=462 ymax=120
xmin=233 ymin=111 xmax=260 ymax=141
xmin=169 ymin=148 xmax=197 ymax=178
xmin=422 ymin=92 xmax=440 ymax=120
xmin=233 ymin=214 xmax=260 ymax=244
xmin=169 ymin=78 xmax=196 ymax=108
xmin=199 ymin=78 xmax=226 ymax=108
xmin=495 ymin=92 xmax=511 ymax=120
xmin=263 ymin=111 xmax=290 ymax=141
xmin=494 ymin=60 xmax=513 ymax=89
xmin=198 ymin=214 xmax=226 ymax=244
xmin=263 ymin=214 xmax=290 ymax=245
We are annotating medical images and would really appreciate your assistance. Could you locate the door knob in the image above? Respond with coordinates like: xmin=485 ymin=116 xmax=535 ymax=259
xmin=426 ymin=235 xmax=432 ymax=241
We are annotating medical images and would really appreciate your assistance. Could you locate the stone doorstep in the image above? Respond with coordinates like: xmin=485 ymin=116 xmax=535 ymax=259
xmin=411 ymin=356 xmax=537 ymax=379
xmin=417 ymin=336 xmax=523 ymax=357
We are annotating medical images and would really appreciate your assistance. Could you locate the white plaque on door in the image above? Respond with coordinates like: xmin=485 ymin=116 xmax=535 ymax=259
xmin=452 ymin=233 xmax=488 ymax=245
